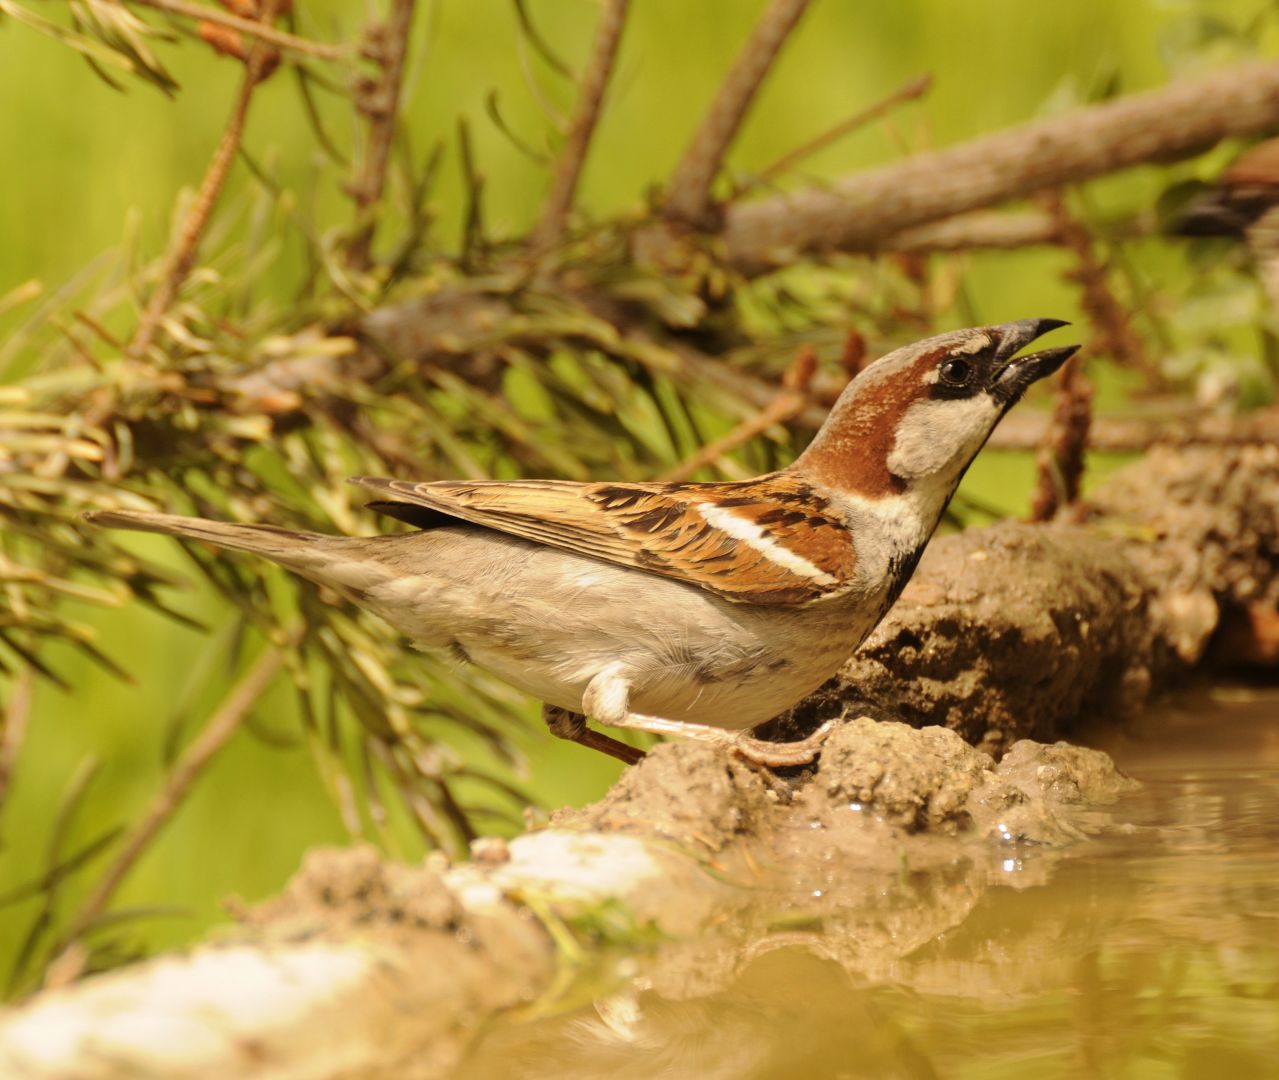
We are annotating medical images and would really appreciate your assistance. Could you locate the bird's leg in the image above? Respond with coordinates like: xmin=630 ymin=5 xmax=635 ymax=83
xmin=582 ymin=666 xmax=833 ymax=769
xmin=541 ymin=703 xmax=645 ymax=766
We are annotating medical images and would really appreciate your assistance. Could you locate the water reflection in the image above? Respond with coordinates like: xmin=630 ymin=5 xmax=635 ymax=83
xmin=455 ymin=688 xmax=1279 ymax=1079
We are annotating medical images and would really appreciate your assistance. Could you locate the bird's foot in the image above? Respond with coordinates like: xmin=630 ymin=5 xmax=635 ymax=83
xmin=579 ymin=666 xmax=832 ymax=769
xmin=603 ymin=711 xmax=834 ymax=769
xmin=542 ymin=704 xmax=646 ymax=766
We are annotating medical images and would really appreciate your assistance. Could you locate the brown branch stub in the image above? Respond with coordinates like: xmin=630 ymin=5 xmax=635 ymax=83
xmin=344 ymin=0 xmax=417 ymax=270
xmin=529 ymin=0 xmax=629 ymax=252
xmin=723 ymin=59 xmax=1279 ymax=272
xmin=663 ymin=0 xmax=811 ymax=229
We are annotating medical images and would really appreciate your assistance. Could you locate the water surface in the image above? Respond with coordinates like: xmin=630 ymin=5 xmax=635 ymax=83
xmin=455 ymin=688 xmax=1279 ymax=1079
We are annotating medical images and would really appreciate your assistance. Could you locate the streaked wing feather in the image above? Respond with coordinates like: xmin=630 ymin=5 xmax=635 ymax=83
xmin=351 ymin=475 xmax=858 ymax=606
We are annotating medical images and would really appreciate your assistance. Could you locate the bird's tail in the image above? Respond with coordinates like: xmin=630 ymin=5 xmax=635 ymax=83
xmin=80 ymin=509 xmax=378 ymax=592
xmin=83 ymin=508 xmax=328 ymax=558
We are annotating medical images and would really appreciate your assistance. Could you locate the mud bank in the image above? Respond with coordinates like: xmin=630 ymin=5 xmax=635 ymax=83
xmin=0 ymin=724 xmax=1135 ymax=1079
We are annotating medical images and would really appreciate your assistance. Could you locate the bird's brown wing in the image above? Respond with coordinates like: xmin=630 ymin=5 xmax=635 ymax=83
xmin=351 ymin=475 xmax=859 ymax=606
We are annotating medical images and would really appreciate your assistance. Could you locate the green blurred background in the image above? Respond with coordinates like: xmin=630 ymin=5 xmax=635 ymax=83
xmin=0 ymin=0 xmax=1273 ymax=963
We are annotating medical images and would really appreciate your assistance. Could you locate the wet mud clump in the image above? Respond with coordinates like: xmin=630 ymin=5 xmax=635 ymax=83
xmin=560 ymin=717 xmax=1136 ymax=861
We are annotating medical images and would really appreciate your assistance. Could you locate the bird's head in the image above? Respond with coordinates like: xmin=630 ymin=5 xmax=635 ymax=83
xmin=792 ymin=319 xmax=1077 ymax=501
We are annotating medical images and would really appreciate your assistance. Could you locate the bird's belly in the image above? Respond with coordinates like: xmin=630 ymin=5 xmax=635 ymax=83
xmin=361 ymin=530 xmax=879 ymax=732
xmin=453 ymin=591 xmax=873 ymax=732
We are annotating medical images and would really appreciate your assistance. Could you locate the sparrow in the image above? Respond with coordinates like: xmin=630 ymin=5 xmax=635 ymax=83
xmin=84 ymin=320 xmax=1075 ymax=767
xmin=1172 ymin=137 xmax=1279 ymax=313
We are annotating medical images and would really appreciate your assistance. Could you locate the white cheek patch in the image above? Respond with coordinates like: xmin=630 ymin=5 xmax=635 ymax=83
xmin=887 ymin=396 xmax=1000 ymax=479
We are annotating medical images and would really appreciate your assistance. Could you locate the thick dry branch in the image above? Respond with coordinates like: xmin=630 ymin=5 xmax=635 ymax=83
xmin=723 ymin=60 xmax=1279 ymax=271
xmin=663 ymin=0 xmax=811 ymax=227
xmin=529 ymin=0 xmax=629 ymax=251
xmin=880 ymin=208 xmax=1063 ymax=252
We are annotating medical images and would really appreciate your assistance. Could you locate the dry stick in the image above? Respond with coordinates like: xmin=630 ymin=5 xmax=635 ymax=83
xmin=663 ymin=0 xmax=811 ymax=228
xmin=529 ymin=0 xmax=629 ymax=251
xmin=660 ymin=346 xmax=817 ymax=482
xmin=754 ymin=72 xmax=933 ymax=185
xmin=1042 ymin=190 xmax=1157 ymax=380
xmin=345 ymin=0 xmax=417 ymax=270
xmin=51 ymin=647 xmax=285 ymax=973
xmin=723 ymin=59 xmax=1279 ymax=271
xmin=122 ymin=0 xmax=348 ymax=61
xmin=1029 ymin=354 xmax=1095 ymax=523
xmin=126 ymin=0 xmax=281 ymax=360
xmin=0 ymin=669 xmax=33 ymax=834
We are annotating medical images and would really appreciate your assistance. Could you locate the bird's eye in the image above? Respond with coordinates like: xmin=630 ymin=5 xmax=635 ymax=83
xmin=939 ymin=357 xmax=972 ymax=387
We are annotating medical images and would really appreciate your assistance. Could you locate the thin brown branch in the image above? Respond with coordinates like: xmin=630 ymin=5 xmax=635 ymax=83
xmin=723 ymin=59 xmax=1279 ymax=271
xmin=663 ymin=0 xmax=811 ymax=228
xmin=660 ymin=346 xmax=817 ymax=482
xmin=344 ymin=0 xmax=417 ymax=270
xmin=51 ymin=647 xmax=285 ymax=974
xmin=754 ymin=72 xmax=932 ymax=185
xmin=1029 ymin=355 xmax=1095 ymax=522
xmin=0 ymin=669 xmax=33 ymax=837
xmin=127 ymin=0 xmax=283 ymax=359
xmin=529 ymin=0 xmax=629 ymax=251
xmin=1042 ymin=190 xmax=1157 ymax=380
xmin=123 ymin=0 xmax=349 ymax=61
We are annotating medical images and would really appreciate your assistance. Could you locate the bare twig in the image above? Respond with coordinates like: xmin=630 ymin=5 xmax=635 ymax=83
xmin=345 ymin=0 xmax=417 ymax=270
xmin=1041 ymin=191 xmax=1157 ymax=381
xmin=50 ymin=647 xmax=285 ymax=974
xmin=127 ymin=0 xmax=283 ymax=359
xmin=123 ymin=0 xmax=349 ymax=61
xmin=660 ymin=346 xmax=817 ymax=482
xmin=663 ymin=0 xmax=811 ymax=228
xmin=1029 ymin=355 xmax=1094 ymax=522
xmin=723 ymin=59 xmax=1279 ymax=271
xmin=0 ymin=669 xmax=33 ymax=836
xmin=529 ymin=0 xmax=629 ymax=251
xmin=754 ymin=72 xmax=932 ymax=185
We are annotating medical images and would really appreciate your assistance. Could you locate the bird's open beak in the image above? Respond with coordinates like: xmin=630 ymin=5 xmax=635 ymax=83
xmin=991 ymin=318 xmax=1078 ymax=401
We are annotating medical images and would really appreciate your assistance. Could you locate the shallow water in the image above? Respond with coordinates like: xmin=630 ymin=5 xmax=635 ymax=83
xmin=454 ymin=687 xmax=1279 ymax=1080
